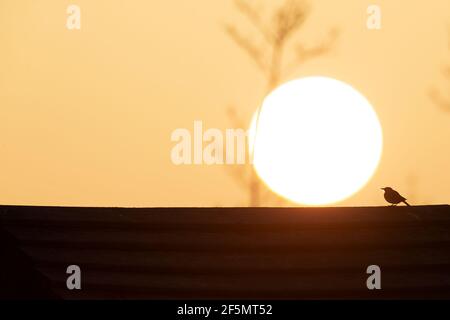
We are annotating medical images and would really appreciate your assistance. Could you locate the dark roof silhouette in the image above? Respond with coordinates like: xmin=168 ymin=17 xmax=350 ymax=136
xmin=1 ymin=205 xmax=450 ymax=299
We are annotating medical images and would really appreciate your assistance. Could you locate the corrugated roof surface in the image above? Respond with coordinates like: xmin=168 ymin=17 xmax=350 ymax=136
xmin=1 ymin=205 xmax=449 ymax=299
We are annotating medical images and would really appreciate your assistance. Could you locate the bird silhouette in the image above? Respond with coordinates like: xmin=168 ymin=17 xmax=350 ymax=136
xmin=381 ymin=187 xmax=410 ymax=206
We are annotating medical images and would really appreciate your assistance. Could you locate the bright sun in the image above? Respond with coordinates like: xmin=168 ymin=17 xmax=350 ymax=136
xmin=249 ymin=76 xmax=383 ymax=206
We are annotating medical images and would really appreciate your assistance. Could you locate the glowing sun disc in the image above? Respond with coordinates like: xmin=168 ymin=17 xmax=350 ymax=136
xmin=249 ymin=76 xmax=383 ymax=205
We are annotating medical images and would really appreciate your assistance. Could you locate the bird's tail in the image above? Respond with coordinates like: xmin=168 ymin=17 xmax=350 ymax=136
xmin=403 ymin=200 xmax=411 ymax=206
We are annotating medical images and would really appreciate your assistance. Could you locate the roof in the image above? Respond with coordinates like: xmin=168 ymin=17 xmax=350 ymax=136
xmin=1 ymin=205 xmax=449 ymax=299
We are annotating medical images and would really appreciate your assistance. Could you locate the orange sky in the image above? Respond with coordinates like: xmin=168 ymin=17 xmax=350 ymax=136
xmin=0 ymin=0 xmax=449 ymax=207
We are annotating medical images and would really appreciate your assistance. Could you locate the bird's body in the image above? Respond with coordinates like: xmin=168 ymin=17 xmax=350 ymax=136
xmin=381 ymin=187 xmax=410 ymax=206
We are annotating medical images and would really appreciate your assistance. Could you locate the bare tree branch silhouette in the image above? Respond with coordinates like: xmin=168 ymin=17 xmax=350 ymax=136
xmin=430 ymin=28 xmax=450 ymax=111
xmin=224 ymin=0 xmax=339 ymax=206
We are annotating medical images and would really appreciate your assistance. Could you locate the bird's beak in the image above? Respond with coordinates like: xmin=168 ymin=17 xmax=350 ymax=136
xmin=380 ymin=188 xmax=385 ymax=190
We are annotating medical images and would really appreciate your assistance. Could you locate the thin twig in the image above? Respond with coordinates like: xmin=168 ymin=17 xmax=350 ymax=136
xmin=234 ymin=0 xmax=275 ymax=45
xmin=224 ymin=24 xmax=268 ymax=74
